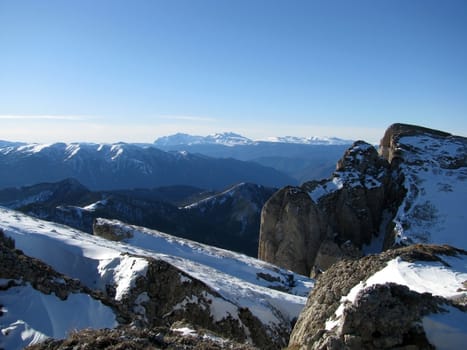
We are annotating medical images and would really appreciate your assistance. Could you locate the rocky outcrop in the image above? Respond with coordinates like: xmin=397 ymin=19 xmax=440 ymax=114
xmin=259 ymin=140 xmax=392 ymax=276
xmin=26 ymin=323 xmax=258 ymax=350
xmin=93 ymin=218 xmax=134 ymax=241
xmin=258 ymin=186 xmax=329 ymax=276
xmin=379 ymin=123 xmax=452 ymax=164
xmin=288 ymin=244 xmax=467 ymax=349
xmin=121 ymin=258 xmax=278 ymax=349
xmin=259 ymin=123 xmax=467 ymax=276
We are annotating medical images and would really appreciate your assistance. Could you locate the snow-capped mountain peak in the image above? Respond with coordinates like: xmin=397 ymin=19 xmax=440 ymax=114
xmin=154 ymin=132 xmax=253 ymax=147
xmin=154 ymin=132 xmax=354 ymax=147
xmin=262 ymin=135 xmax=354 ymax=145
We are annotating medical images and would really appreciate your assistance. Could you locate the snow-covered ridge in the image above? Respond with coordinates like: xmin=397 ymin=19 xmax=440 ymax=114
xmin=93 ymin=217 xmax=313 ymax=297
xmin=0 ymin=207 xmax=314 ymax=348
xmin=391 ymin=132 xmax=467 ymax=247
xmin=0 ymin=141 xmax=157 ymax=160
xmin=182 ymin=182 xmax=255 ymax=209
xmin=154 ymin=132 xmax=353 ymax=147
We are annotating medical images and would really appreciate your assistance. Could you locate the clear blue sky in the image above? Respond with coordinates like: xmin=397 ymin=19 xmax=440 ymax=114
xmin=1 ymin=0 xmax=466 ymax=143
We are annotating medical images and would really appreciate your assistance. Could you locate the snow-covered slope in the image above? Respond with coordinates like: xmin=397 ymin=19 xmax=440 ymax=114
xmin=93 ymin=217 xmax=312 ymax=296
xmin=381 ymin=126 xmax=467 ymax=247
xmin=0 ymin=282 xmax=117 ymax=350
xmin=0 ymin=207 xmax=314 ymax=349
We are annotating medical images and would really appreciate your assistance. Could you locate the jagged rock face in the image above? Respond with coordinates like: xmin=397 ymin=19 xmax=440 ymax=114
xmin=288 ymin=244 xmax=467 ymax=349
xmin=327 ymin=141 xmax=391 ymax=245
xmin=259 ymin=141 xmax=390 ymax=276
xmin=258 ymin=186 xmax=329 ymax=276
xmin=122 ymin=258 xmax=275 ymax=348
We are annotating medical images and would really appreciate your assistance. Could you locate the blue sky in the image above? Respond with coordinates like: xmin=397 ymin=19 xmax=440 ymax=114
xmin=1 ymin=0 xmax=466 ymax=143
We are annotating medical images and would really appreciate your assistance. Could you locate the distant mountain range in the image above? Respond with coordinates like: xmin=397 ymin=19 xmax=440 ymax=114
xmin=154 ymin=132 xmax=354 ymax=183
xmin=154 ymin=131 xmax=353 ymax=147
xmin=0 ymin=142 xmax=294 ymax=190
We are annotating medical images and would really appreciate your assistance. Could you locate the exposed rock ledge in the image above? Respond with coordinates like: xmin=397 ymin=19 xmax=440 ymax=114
xmin=288 ymin=244 xmax=467 ymax=350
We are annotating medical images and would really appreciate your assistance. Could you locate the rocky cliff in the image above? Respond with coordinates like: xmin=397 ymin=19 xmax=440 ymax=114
xmin=258 ymin=124 xmax=467 ymax=276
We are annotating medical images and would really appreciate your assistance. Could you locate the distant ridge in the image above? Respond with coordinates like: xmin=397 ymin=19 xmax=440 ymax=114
xmin=0 ymin=142 xmax=295 ymax=190
xmin=154 ymin=132 xmax=353 ymax=147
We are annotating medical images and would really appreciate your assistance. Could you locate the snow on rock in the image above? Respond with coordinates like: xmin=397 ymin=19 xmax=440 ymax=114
xmin=0 ymin=207 xmax=314 ymax=348
xmin=320 ymin=251 xmax=467 ymax=349
xmin=389 ymin=132 xmax=467 ymax=247
xmin=82 ymin=199 xmax=108 ymax=211
xmin=92 ymin=218 xmax=313 ymax=333
xmin=0 ymin=207 xmax=148 ymax=297
xmin=289 ymin=244 xmax=467 ymax=349
xmin=93 ymin=217 xmax=313 ymax=297
xmin=326 ymin=254 xmax=467 ymax=331
xmin=0 ymin=283 xmax=117 ymax=350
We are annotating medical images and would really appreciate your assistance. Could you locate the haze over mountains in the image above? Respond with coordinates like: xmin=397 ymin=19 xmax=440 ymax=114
xmin=154 ymin=132 xmax=354 ymax=183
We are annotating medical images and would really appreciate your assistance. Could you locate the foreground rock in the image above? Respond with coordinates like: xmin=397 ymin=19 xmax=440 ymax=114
xmin=288 ymin=244 xmax=467 ymax=349
xmin=26 ymin=324 xmax=257 ymax=350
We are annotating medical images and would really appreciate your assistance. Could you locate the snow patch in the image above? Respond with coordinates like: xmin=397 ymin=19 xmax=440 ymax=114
xmin=0 ymin=284 xmax=117 ymax=350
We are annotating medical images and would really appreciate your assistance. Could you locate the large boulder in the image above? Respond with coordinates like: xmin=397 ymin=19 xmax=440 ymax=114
xmin=258 ymin=186 xmax=329 ymax=276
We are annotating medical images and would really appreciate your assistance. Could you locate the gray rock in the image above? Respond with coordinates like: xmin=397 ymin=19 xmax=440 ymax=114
xmin=288 ymin=244 xmax=467 ymax=349
xmin=258 ymin=186 xmax=329 ymax=276
xmin=259 ymin=140 xmax=390 ymax=276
